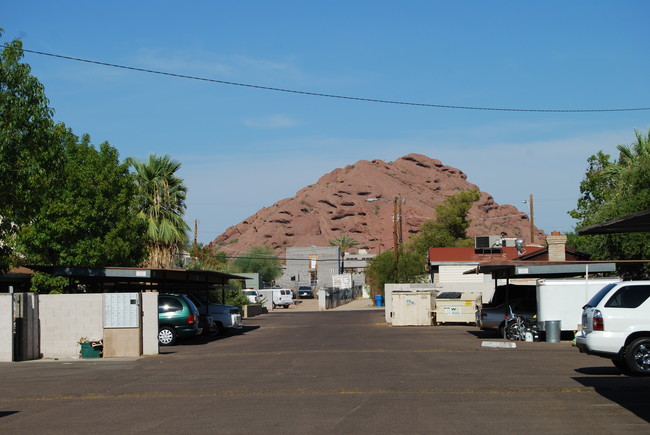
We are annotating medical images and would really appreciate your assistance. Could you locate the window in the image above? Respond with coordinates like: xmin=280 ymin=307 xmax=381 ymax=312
xmin=159 ymin=297 xmax=183 ymax=313
xmin=604 ymin=286 xmax=650 ymax=308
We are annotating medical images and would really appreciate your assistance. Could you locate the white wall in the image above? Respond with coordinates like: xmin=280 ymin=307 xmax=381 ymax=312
xmin=142 ymin=292 xmax=159 ymax=356
xmin=438 ymin=265 xmax=491 ymax=283
xmin=39 ymin=294 xmax=104 ymax=359
xmin=0 ymin=295 xmax=12 ymax=362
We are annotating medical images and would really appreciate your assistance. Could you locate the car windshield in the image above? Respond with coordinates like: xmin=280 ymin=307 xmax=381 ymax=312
xmin=244 ymin=291 xmax=256 ymax=295
xmin=584 ymin=283 xmax=618 ymax=308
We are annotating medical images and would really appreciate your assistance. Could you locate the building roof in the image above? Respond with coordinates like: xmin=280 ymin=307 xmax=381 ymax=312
xmin=428 ymin=246 xmax=545 ymax=264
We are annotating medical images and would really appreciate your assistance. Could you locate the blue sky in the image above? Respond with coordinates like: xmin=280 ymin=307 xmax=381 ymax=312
xmin=4 ymin=1 xmax=650 ymax=244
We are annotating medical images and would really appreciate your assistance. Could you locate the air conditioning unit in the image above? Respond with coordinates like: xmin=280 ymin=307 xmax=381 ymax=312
xmin=475 ymin=235 xmax=503 ymax=250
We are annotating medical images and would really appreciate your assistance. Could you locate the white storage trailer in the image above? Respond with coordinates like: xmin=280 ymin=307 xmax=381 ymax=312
xmin=535 ymin=278 xmax=620 ymax=332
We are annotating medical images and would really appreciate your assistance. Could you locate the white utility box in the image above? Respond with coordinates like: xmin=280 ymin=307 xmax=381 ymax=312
xmin=391 ymin=292 xmax=435 ymax=326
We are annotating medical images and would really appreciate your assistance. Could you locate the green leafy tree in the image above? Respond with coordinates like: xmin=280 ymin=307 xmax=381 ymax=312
xmin=130 ymin=154 xmax=190 ymax=268
xmin=365 ymin=250 xmax=427 ymax=295
xmin=30 ymin=272 xmax=68 ymax=294
xmin=409 ymin=189 xmax=480 ymax=255
xmin=570 ymin=129 xmax=650 ymax=262
xmin=233 ymin=246 xmax=282 ymax=286
xmin=329 ymin=234 xmax=359 ymax=273
xmin=17 ymin=131 xmax=147 ymax=266
xmin=0 ymin=33 xmax=65 ymax=270
xmin=186 ymin=243 xmax=228 ymax=271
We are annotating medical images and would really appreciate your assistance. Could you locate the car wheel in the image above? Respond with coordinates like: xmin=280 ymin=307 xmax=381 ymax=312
xmin=214 ymin=322 xmax=224 ymax=336
xmin=506 ymin=322 xmax=521 ymax=340
xmin=624 ymin=337 xmax=650 ymax=376
xmin=497 ymin=322 xmax=506 ymax=338
xmin=158 ymin=326 xmax=176 ymax=346
xmin=612 ymin=358 xmax=631 ymax=374
xmin=283 ymin=304 xmax=289 ymax=309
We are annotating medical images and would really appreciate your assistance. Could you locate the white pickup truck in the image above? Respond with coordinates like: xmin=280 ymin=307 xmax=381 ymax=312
xmin=576 ymin=281 xmax=650 ymax=376
xmin=187 ymin=294 xmax=243 ymax=335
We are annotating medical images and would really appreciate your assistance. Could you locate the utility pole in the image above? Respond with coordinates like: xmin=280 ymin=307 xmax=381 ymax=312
xmin=393 ymin=194 xmax=404 ymax=280
xmin=393 ymin=198 xmax=399 ymax=258
xmin=529 ymin=194 xmax=535 ymax=245
xmin=193 ymin=219 xmax=198 ymax=251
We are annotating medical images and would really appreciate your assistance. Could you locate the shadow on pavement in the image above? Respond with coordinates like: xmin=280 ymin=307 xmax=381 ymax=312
xmin=466 ymin=329 xmax=501 ymax=339
xmin=181 ymin=325 xmax=261 ymax=346
xmin=573 ymin=375 xmax=650 ymax=423
xmin=0 ymin=412 xmax=20 ymax=419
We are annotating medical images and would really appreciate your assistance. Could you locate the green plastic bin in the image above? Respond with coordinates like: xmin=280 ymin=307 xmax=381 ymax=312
xmin=80 ymin=342 xmax=102 ymax=358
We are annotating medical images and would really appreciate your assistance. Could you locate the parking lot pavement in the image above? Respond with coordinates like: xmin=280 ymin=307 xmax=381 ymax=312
xmin=1 ymin=308 xmax=649 ymax=433
xmin=288 ymin=296 xmax=380 ymax=312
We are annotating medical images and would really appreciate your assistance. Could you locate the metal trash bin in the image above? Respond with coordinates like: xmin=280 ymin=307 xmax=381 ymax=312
xmin=374 ymin=295 xmax=384 ymax=307
xmin=545 ymin=320 xmax=561 ymax=343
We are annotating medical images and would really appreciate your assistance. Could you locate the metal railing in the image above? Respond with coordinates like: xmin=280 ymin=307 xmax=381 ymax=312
xmin=322 ymin=285 xmax=363 ymax=309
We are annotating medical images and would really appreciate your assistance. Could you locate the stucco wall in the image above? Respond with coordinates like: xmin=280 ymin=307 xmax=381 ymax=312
xmin=0 ymin=295 xmax=13 ymax=362
xmin=39 ymin=294 xmax=104 ymax=359
xmin=142 ymin=292 xmax=159 ymax=356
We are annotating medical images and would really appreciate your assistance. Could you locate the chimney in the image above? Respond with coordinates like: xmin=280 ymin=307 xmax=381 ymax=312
xmin=547 ymin=231 xmax=567 ymax=261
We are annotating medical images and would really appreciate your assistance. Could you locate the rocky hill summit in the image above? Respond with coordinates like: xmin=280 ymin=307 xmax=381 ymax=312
xmin=210 ymin=154 xmax=545 ymax=255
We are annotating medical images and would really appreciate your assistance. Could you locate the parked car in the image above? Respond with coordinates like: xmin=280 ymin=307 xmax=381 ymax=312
xmin=198 ymin=313 xmax=217 ymax=336
xmin=158 ymin=294 xmax=202 ymax=346
xmin=298 ymin=286 xmax=314 ymax=298
xmin=477 ymin=297 xmax=537 ymax=336
xmin=576 ymin=281 xmax=650 ymax=376
xmin=186 ymin=294 xmax=243 ymax=335
xmin=243 ymin=289 xmax=261 ymax=304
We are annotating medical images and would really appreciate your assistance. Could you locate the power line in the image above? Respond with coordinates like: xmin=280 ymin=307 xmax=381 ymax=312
xmin=10 ymin=45 xmax=650 ymax=113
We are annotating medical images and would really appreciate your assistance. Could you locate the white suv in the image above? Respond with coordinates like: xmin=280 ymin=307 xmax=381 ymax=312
xmin=576 ymin=281 xmax=650 ymax=376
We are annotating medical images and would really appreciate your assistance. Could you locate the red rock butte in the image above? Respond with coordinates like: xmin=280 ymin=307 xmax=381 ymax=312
xmin=210 ymin=153 xmax=545 ymax=256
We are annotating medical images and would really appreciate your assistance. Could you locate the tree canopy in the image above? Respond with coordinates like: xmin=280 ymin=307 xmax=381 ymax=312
xmin=130 ymin=154 xmax=190 ymax=268
xmin=329 ymin=234 xmax=359 ymax=273
xmin=0 ymin=33 xmax=65 ymax=271
xmin=408 ymin=189 xmax=480 ymax=255
xmin=569 ymin=129 xmax=650 ymax=262
xmin=366 ymin=189 xmax=479 ymax=294
xmin=16 ymin=132 xmax=147 ymax=266
xmin=233 ymin=246 xmax=282 ymax=286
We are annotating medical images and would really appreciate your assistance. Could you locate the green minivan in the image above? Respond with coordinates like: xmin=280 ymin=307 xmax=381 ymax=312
xmin=158 ymin=294 xmax=202 ymax=346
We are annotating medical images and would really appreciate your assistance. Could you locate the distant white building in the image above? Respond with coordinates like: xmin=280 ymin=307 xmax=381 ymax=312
xmin=277 ymin=246 xmax=340 ymax=290
xmin=277 ymin=247 xmax=375 ymax=290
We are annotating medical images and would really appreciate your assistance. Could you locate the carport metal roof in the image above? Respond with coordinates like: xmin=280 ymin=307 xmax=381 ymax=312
xmin=464 ymin=261 xmax=617 ymax=279
xmin=578 ymin=209 xmax=650 ymax=235
xmin=26 ymin=265 xmax=248 ymax=293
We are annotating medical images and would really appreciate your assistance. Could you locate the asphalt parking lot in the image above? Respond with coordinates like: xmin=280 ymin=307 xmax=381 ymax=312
xmin=1 ymin=298 xmax=649 ymax=434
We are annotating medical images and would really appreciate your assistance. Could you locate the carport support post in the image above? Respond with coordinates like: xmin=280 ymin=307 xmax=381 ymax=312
xmin=504 ymin=278 xmax=510 ymax=339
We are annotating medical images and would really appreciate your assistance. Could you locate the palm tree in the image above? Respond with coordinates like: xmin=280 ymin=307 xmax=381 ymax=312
xmin=329 ymin=234 xmax=359 ymax=273
xmin=603 ymin=129 xmax=650 ymax=180
xmin=130 ymin=154 xmax=189 ymax=268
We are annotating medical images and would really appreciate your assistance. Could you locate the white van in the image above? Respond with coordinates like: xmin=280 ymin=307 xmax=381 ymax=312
xmin=272 ymin=289 xmax=293 ymax=309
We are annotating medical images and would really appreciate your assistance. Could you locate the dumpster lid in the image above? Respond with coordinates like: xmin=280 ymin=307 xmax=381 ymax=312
xmin=437 ymin=292 xmax=463 ymax=299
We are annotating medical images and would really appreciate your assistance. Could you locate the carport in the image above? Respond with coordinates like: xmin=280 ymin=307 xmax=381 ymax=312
xmin=2 ymin=266 xmax=248 ymax=362
xmin=578 ymin=208 xmax=650 ymax=235
xmin=26 ymin=265 xmax=248 ymax=295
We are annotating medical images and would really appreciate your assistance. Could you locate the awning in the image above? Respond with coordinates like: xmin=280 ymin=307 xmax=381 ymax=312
xmin=578 ymin=209 xmax=650 ymax=235
xmin=26 ymin=265 xmax=248 ymax=293
xmin=464 ymin=261 xmax=617 ymax=279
